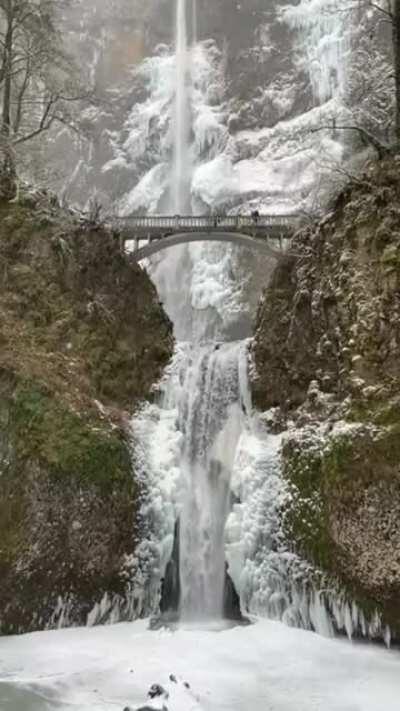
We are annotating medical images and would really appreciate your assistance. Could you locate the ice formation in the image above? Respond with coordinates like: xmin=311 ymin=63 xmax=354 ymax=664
xmin=282 ymin=0 xmax=353 ymax=104
xmin=121 ymin=0 xmax=391 ymax=643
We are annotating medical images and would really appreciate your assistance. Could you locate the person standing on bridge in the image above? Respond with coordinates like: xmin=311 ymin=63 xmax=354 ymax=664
xmin=251 ymin=209 xmax=260 ymax=225
xmin=212 ymin=210 xmax=221 ymax=228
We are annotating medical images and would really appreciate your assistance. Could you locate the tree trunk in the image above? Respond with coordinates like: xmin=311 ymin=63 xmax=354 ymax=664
xmin=393 ymin=0 xmax=400 ymax=144
xmin=2 ymin=8 xmax=13 ymax=139
xmin=0 ymin=3 xmax=16 ymax=198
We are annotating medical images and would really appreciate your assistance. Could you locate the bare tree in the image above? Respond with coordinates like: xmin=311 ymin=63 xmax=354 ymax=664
xmin=391 ymin=0 xmax=400 ymax=140
xmin=353 ymin=1 xmax=400 ymax=144
xmin=358 ymin=1 xmax=400 ymax=142
xmin=0 ymin=0 xmax=93 ymax=195
xmin=305 ymin=2 xmax=397 ymax=157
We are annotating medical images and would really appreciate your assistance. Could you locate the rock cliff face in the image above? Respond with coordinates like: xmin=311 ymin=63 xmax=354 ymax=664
xmin=0 ymin=190 xmax=173 ymax=633
xmin=252 ymin=158 xmax=400 ymax=635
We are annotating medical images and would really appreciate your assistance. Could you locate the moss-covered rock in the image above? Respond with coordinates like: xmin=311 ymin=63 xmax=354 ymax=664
xmin=282 ymin=422 xmax=400 ymax=634
xmin=252 ymin=157 xmax=400 ymax=637
xmin=252 ymin=157 xmax=400 ymax=415
xmin=0 ymin=190 xmax=173 ymax=633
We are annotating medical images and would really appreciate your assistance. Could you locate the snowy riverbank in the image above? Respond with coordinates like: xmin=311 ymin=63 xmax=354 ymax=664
xmin=0 ymin=618 xmax=399 ymax=710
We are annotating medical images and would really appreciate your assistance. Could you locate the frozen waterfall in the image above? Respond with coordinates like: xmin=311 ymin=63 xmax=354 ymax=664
xmin=125 ymin=0 xmax=389 ymax=643
xmin=122 ymin=0 xmax=245 ymax=624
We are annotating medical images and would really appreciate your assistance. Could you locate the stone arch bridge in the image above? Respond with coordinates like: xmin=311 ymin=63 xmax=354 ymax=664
xmin=112 ymin=214 xmax=301 ymax=261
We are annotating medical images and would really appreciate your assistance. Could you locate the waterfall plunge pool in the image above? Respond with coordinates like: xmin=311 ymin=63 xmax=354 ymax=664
xmin=0 ymin=617 xmax=399 ymax=711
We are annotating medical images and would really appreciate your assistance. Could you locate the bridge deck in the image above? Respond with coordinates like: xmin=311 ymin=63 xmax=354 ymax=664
xmin=114 ymin=214 xmax=300 ymax=238
xmin=110 ymin=214 xmax=301 ymax=260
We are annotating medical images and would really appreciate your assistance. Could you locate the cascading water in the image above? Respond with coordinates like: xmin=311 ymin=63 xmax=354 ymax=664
xmin=131 ymin=0 xmax=246 ymax=623
xmin=130 ymin=338 xmax=247 ymax=623
xmin=192 ymin=0 xmax=197 ymax=47
xmin=178 ymin=344 xmax=244 ymax=620
xmin=155 ymin=0 xmax=243 ymax=622
xmin=172 ymin=0 xmax=191 ymax=213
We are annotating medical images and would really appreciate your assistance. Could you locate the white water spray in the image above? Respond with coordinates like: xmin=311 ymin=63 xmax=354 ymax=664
xmin=172 ymin=0 xmax=191 ymax=213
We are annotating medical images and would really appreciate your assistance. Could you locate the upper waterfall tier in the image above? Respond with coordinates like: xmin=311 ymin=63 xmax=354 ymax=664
xmin=49 ymin=1 xmax=392 ymax=215
xmin=172 ymin=0 xmax=191 ymax=214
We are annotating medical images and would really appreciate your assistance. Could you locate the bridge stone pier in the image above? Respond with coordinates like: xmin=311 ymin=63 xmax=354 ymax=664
xmin=112 ymin=214 xmax=301 ymax=261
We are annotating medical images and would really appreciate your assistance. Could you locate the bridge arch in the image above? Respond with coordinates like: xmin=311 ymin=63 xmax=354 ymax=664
xmin=127 ymin=231 xmax=289 ymax=261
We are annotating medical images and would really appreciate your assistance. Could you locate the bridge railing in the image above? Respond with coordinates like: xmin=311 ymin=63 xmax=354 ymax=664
xmin=112 ymin=214 xmax=300 ymax=231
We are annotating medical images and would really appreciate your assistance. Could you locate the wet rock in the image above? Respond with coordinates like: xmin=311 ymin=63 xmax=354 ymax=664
xmin=159 ymin=519 xmax=181 ymax=614
xmin=223 ymin=564 xmax=242 ymax=621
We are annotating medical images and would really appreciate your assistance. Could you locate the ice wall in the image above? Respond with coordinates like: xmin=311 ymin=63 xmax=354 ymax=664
xmin=282 ymin=0 xmax=353 ymax=104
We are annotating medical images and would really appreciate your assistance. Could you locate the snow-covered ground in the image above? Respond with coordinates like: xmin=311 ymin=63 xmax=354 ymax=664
xmin=0 ymin=619 xmax=399 ymax=711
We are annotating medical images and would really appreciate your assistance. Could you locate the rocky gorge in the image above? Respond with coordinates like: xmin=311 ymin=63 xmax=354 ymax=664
xmin=0 ymin=0 xmax=398 ymax=656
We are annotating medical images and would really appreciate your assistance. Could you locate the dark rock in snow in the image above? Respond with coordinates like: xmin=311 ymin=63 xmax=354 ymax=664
xmin=159 ymin=519 xmax=181 ymax=614
xmin=148 ymin=684 xmax=167 ymax=699
xmin=223 ymin=564 xmax=242 ymax=621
